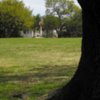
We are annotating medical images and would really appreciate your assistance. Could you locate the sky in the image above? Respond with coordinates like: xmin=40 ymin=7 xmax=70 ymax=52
xmin=22 ymin=0 xmax=79 ymax=16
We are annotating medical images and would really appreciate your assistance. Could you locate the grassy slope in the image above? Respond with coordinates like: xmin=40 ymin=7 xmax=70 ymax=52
xmin=0 ymin=38 xmax=81 ymax=100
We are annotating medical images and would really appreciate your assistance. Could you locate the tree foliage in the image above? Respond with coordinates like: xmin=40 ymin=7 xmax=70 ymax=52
xmin=44 ymin=15 xmax=60 ymax=37
xmin=45 ymin=0 xmax=82 ymax=37
xmin=46 ymin=0 xmax=75 ymax=18
xmin=61 ymin=6 xmax=82 ymax=37
xmin=0 ymin=0 xmax=34 ymax=37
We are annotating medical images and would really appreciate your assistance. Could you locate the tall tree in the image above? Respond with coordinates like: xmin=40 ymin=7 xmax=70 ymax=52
xmin=47 ymin=0 xmax=100 ymax=100
xmin=61 ymin=6 xmax=82 ymax=37
xmin=0 ymin=0 xmax=33 ymax=37
xmin=44 ymin=15 xmax=60 ymax=37
xmin=45 ymin=0 xmax=81 ymax=37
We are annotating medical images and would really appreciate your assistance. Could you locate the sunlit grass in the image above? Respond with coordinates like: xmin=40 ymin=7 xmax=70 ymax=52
xmin=0 ymin=38 xmax=81 ymax=100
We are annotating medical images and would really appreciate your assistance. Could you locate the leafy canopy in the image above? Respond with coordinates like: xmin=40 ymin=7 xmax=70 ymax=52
xmin=0 ymin=0 xmax=34 ymax=37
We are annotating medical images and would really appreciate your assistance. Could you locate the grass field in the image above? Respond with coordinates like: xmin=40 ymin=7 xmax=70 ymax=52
xmin=0 ymin=38 xmax=81 ymax=100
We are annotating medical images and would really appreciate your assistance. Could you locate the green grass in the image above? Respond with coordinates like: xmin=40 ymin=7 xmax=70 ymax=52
xmin=0 ymin=38 xmax=81 ymax=100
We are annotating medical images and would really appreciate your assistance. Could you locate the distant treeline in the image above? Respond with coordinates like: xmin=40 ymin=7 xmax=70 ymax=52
xmin=0 ymin=0 xmax=82 ymax=38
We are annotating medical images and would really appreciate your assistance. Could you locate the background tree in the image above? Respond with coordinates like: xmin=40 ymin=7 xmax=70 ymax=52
xmin=45 ymin=0 xmax=82 ymax=37
xmin=0 ymin=0 xmax=34 ymax=37
xmin=44 ymin=15 xmax=60 ymax=37
xmin=62 ymin=6 xmax=82 ymax=37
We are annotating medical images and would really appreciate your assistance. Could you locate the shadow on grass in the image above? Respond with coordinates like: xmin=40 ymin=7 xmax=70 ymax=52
xmin=0 ymin=64 xmax=77 ymax=100
xmin=0 ymin=64 xmax=77 ymax=83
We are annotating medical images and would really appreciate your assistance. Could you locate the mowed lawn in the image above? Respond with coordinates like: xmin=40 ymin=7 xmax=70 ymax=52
xmin=0 ymin=38 xmax=81 ymax=100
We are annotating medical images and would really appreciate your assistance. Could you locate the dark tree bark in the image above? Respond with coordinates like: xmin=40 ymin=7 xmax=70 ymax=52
xmin=47 ymin=0 xmax=100 ymax=100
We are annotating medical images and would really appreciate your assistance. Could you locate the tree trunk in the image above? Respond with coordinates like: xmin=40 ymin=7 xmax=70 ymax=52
xmin=47 ymin=0 xmax=100 ymax=100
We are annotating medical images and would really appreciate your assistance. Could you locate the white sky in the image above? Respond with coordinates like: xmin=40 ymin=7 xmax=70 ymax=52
xmin=21 ymin=0 xmax=79 ymax=16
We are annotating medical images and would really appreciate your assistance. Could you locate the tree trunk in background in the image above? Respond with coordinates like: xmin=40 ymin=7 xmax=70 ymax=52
xmin=47 ymin=0 xmax=100 ymax=100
